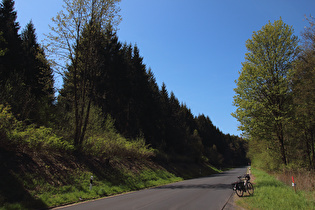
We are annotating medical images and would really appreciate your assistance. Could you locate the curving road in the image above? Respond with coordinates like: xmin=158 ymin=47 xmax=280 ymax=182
xmin=56 ymin=167 xmax=248 ymax=210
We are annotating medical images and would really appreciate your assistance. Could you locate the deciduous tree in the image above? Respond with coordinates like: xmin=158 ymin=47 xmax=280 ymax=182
xmin=233 ymin=19 xmax=298 ymax=165
xmin=46 ymin=0 xmax=121 ymax=147
xmin=290 ymin=16 xmax=315 ymax=168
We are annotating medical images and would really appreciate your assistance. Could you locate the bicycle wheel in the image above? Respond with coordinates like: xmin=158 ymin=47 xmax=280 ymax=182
xmin=246 ymin=182 xmax=254 ymax=195
xmin=235 ymin=183 xmax=244 ymax=197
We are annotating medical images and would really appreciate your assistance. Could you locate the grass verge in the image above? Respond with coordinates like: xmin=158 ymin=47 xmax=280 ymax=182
xmin=0 ymin=155 xmax=183 ymax=210
xmin=236 ymin=168 xmax=315 ymax=210
xmin=36 ymin=169 xmax=182 ymax=208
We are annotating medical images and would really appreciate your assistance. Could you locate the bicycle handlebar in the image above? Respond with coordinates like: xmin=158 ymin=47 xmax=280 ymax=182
xmin=238 ymin=174 xmax=250 ymax=180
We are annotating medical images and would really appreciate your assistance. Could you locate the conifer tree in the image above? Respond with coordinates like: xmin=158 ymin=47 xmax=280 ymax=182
xmin=0 ymin=0 xmax=21 ymax=70
xmin=0 ymin=32 xmax=6 ymax=56
xmin=21 ymin=21 xmax=54 ymax=123
xmin=0 ymin=0 xmax=22 ymax=99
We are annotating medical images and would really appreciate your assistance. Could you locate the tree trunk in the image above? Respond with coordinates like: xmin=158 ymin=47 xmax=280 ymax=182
xmin=277 ymin=122 xmax=287 ymax=165
xmin=79 ymin=98 xmax=92 ymax=146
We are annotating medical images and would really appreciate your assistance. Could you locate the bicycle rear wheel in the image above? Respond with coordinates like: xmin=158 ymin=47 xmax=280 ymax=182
xmin=235 ymin=183 xmax=244 ymax=197
xmin=246 ymin=182 xmax=254 ymax=195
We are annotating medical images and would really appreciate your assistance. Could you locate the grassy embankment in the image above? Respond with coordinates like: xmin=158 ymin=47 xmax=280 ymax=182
xmin=0 ymin=105 xmax=220 ymax=209
xmin=236 ymin=167 xmax=315 ymax=210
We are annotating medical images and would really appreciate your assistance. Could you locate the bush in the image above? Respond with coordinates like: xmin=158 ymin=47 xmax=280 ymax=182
xmin=84 ymin=134 xmax=154 ymax=160
xmin=0 ymin=104 xmax=21 ymax=146
xmin=0 ymin=104 xmax=74 ymax=151
xmin=83 ymin=116 xmax=154 ymax=160
xmin=275 ymin=169 xmax=315 ymax=191
xmin=247 ymin=138 xmax=283 ymax=171
xmin=12 ymin=125 xmax=74 ymax=151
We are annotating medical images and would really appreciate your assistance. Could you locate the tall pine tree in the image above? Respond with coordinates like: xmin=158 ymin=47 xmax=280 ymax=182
xmin=21 ymin=21 xmax=54 ymax=124
xmin=0 ymin=0 xmax=23 ymax=105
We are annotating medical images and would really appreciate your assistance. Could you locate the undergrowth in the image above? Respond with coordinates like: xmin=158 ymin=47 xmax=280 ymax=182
xmin=274 ymin=169 xmax=315 ymax=192
xmin=0 ymin=104 xmax=183 ymax=209
xmin=0 ymin=104 xmax=154 ymax=160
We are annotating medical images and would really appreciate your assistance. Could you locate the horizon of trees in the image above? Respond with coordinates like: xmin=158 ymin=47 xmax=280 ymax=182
xmin=0 ymin=0 xmax=247 ymax=166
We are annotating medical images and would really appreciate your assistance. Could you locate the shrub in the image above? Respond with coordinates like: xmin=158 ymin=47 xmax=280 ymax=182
xmin=12 ymin=125 xmax=74 ymax=151
xmin=0 ymin=104 xmax=74 ymax=151
xmin=275 ymin=169 xmax=315 ymax=191
xmin=84 ymin=134 xmax=154 ymax=160
xmin=0 ymin=104 xmax=22 ymax=146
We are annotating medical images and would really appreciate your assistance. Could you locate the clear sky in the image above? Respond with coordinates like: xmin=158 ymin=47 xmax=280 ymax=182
xmin=13 ymin=0 xmax=315 ymax=136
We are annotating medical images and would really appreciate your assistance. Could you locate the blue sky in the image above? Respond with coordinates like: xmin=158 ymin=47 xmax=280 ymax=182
xmin=14 ymin=0 xmax=315 ymax=136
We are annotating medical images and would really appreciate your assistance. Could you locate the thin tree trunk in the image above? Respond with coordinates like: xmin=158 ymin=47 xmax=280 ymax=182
xmin=79 ymin=97 xmax=92 ymax=146
xmin=310 ymin=128 xmax=315 ymax=169
xmin=277 ymin=123 xmax=287 ymax=165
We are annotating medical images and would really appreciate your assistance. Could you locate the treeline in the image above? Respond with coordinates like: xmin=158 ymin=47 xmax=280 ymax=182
xmin=233 ymin=18 xmax=315 ymax=170
xmin=0 ymin=0 xmax=54 ymax=125
xmin=0 ymin=0 xmax=248 ymax=166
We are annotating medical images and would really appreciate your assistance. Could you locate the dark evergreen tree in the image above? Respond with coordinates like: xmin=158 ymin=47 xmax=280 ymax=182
xmin=0 ymin=31 xmax=6 ymax=56
xmin=20 ymin=21 xmax=54 ymax=124
xmin=0 ymin=1 xmax=54 ymax=125
xmin=0 ymin=0 xmax=23 ymax=106
xmin=0 ymin=0 xmax=21 ymax=82
xmin=57 ymin=25 xmax=248 ymax=165
xmin=141 ymin=69 xmax=164 ymax=148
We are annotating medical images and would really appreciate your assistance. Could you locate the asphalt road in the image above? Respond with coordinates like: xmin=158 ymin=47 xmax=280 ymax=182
xmin=57 ymin=167 xmax=248 ymax=210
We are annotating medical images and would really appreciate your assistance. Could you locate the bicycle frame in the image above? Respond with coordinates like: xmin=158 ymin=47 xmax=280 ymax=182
xmin=232 ymin=174 xmax=254 ymax=197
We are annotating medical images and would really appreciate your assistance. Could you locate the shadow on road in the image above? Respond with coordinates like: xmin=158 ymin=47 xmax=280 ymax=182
xmin=154 ymin=183 xmax=232 ymax=190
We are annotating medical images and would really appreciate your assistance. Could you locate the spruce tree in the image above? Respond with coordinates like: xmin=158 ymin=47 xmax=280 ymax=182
xmin=0 ymin=0 xmax=22 ymax=97
xmin=21 ymin=21 xmax=54 ymax=124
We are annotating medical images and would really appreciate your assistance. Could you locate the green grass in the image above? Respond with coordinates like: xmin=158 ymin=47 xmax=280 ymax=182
xmin=237 ymin=168 xmax=315 ymax=210
xmin=0 ymin=167 xmax=182 ymax=209
xmin=42 ymin=169 xmax=181 ymax=207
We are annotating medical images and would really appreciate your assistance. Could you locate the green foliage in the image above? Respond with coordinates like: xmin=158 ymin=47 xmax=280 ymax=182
xmin=0 ymin=104 xmax=21 ymax=147
xmin=288 ymin=16 xmax=315 ymax=169
xmin=248 ymin=138 xmax=283 ymax=171
xmin=12 ymin=125 xmax=74 ymax=151
xmin=83 ymin=116 xmax=155 ymax=160
xmin=46 ymin=0 xmax=121 ymax=147
xmin=237 ymin=168 xmax=315 ymax=210
xmin=242 ymin=17 xmax=315 ymax=170
xmin=0 ymin=1 xmax=54 ymax=125
xmin=0 ymin=104 xmax=74 ymax=151
xmin=233 ymin=18 xmax=299 ymax=166
xmin=0 ymin=104 xmax=18 ymax=133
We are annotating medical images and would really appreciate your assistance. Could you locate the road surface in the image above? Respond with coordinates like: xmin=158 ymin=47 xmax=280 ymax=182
xmin=57 ymin=167 xmax=248 ymax=210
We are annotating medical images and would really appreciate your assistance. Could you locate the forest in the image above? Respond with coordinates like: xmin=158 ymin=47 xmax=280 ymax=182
xmin=0 ymin=0 xmax=247 ymax=168
xmin=1 ymin=0 xmax=314 ymax=208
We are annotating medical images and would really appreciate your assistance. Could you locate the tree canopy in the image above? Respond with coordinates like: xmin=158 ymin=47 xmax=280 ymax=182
xmin=233 ymin=19 xmax=298 ymax=166
xmin=233 ymin=18 xmax=315 ymax=169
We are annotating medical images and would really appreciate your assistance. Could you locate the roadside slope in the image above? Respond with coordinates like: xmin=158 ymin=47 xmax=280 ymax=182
xmin=0 ymin=146 xmax=220 ymax=209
